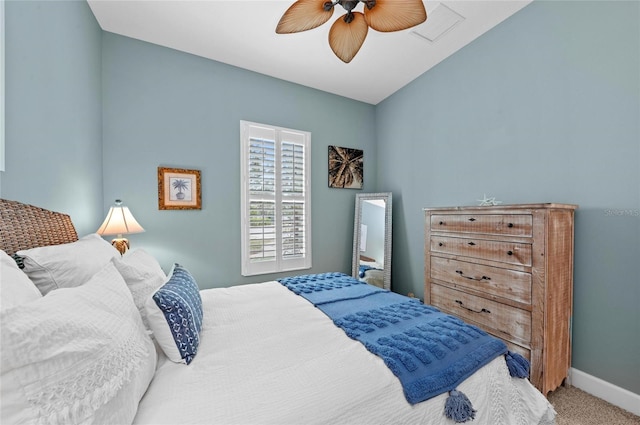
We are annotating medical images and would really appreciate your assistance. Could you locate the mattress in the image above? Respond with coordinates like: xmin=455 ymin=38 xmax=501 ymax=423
xmin=134 ymin=281 xmax=556 ymax=425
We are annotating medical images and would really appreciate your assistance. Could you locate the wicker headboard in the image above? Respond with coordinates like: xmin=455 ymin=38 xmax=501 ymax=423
xmin=0 ymin=199 xmax=79 ymax=256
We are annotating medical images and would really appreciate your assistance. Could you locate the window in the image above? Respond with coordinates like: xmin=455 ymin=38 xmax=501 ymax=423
xmin=240 ymin=121 xmax=311 ymax=276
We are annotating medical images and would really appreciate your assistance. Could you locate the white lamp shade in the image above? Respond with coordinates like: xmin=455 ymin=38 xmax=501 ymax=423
xmin=97 ymin=203 xmax=145 ymax=236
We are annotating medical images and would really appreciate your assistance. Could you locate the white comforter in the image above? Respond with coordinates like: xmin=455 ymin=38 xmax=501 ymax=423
xmin=134 ymin=282 xmax=555 ymax=425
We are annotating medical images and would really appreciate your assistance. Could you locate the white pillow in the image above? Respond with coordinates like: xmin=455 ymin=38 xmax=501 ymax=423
xmin=112 ymin=249 xmax=167 ymax=329
xmin=0 ymin=250 xmax=42 ymax=309
xmin=0 ymin=262 xmax=157 ymax=425
xmin=16 ymin=233 xmax=119 ymax=295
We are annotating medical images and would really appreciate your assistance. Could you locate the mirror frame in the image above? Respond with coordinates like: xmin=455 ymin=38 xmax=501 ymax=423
xmin=352 ymin=192 xmax=392 ymax=290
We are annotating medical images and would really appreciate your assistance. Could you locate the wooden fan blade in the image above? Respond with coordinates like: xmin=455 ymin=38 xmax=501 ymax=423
xmin=276 ymin=0 xmax=334 ymax=34
xmin=364 ymin=0 xmax=427 ymax=32
xmin=329 ymin=12 xmax=368 ymax=63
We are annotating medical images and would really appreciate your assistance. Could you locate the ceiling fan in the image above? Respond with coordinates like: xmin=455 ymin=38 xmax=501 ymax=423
xmin=276 ymin=0 xmax=428 ymax=63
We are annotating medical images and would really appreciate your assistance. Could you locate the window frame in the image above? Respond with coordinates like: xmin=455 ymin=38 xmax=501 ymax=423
xmin=240 ymin=120 xmax=312 ymax=276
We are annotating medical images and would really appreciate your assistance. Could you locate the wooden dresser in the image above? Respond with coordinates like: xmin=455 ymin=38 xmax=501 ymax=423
xmin=424 ymin=203 xmax=577 ymax=395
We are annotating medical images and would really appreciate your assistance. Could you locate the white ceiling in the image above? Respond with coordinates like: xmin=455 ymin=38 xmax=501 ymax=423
xmin=87 ymin=0 xmax=532 ymax=105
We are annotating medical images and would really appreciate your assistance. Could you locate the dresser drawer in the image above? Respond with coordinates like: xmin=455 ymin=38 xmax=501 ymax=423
xmin=431 ymin=236 xmax=532 ymax=266
xmin=431 ymin=214 xmax=532 ymax=237
xmin=503 ymin=341 xmax=531 ymax=362
xmin=431 ymin=284 xmax=531 ymax=344
xmin=430 ymin=257 xmax=532 ymax=304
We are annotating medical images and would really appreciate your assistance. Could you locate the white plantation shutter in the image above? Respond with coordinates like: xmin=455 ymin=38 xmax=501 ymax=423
xmin=241 ymin=121 xmax=311 ymax=276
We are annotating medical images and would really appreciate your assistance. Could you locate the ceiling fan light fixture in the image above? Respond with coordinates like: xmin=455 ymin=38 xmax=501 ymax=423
xmin=276 ymin=0 xmax=428 ymax=62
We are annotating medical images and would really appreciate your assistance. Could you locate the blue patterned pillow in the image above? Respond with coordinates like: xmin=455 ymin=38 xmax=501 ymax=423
xmin=145 ymin=264 xmax=203 ymax=364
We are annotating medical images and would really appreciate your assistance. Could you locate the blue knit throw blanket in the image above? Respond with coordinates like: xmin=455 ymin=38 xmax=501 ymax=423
xmin=279 ymin=273 xmax=510 ymax=406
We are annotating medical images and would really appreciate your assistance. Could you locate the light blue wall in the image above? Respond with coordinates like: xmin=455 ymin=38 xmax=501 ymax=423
xmin=376 ymin=1 xmax=639 ymax=394
xmin=1 ymin=0 xmax=103 ymax=235
xmin=101 ymin=33 xmax=376 ymax=287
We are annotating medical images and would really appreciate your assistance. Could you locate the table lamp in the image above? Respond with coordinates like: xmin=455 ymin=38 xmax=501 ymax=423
xmin=97 ymin=199 xmax=145 ymax=254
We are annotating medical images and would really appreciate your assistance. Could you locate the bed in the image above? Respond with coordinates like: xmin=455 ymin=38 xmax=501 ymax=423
xmin=358 ymin=258 xmax=385 ymax=288
xmin=0 ymin=199 xmax=556 ymax=425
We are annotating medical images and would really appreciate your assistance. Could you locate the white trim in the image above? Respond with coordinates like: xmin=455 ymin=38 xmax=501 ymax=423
xmin=569 ymin=367 xmax=640 ymax=416
xmin=240 ymin=120 xmax=312 ymax=277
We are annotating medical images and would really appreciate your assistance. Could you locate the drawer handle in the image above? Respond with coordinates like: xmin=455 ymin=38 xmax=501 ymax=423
xmin=455 ymin=300 xmax=490 ymax=314
xmin=468 ymin=242 xmax=476 ymax=246
xmin=468 ymin=218 xmax=476 ymax=222
xmin=456 ymin=270 xmax=491 ymax=281
xmin=507 ymin=250 xmax=513 ymax=256
xmin=508 ymin=223 xmax=514 ymax=228
xmin=439 ymin=242 xmax=444 ymax=247
xmin=439 ymin=221 xmax=444 ymax=225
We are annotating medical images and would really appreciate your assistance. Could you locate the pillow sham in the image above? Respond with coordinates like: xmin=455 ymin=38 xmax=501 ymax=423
xmin=112 ymin=249 xmax=167 ymax=330
xmin=0 ymin=250 xmax=42 ymax=309
xmin=16 ymin=233 xmax=119 ymax=295
xmin=145 ymin=264 xmax=203 ymax=364
xmin=0 ymin=262 xmax=156 ymax=425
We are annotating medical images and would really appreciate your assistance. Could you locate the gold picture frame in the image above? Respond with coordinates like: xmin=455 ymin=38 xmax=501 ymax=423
xmin=158 ymin=167 xmax=202 ymax=210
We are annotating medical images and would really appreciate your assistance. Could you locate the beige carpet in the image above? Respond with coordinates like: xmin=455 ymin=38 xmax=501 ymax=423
xmin=548 ymin=385 xmax=640 ymax=425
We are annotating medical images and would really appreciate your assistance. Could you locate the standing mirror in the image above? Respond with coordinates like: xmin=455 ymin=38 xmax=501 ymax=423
xmin=352 ymin=192 xmax=392 ymax=290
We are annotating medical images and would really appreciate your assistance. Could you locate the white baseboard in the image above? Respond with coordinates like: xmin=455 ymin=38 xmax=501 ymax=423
xmin=569 ymin=368 xmax=640 ymax=416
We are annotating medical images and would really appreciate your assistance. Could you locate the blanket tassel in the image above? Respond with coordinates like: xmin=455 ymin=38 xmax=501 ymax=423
xmin=444 ymin=389 xmax=476 ymax=423
xmin=505 ymin=350 xmax=530 ymax=379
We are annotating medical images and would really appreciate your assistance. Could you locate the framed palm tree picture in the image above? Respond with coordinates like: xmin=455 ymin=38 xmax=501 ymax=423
xmin=328 ymin=145 xmax=363 ymax=189
xmin=158 ymin=167 xmax=202 ymax=210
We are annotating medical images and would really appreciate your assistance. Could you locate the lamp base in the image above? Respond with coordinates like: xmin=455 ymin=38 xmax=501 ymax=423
xmin=111 ymin=238 xmax=130 ymax=255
